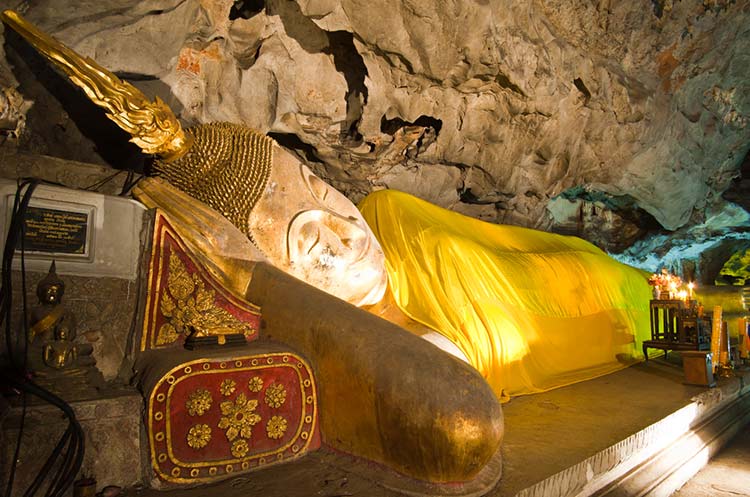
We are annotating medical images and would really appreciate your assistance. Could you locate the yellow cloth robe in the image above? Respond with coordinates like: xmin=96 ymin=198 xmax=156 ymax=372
xmin=359 ymin=189 xmax=653 ymax=401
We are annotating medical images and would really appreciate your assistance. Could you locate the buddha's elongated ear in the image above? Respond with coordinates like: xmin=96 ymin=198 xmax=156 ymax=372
xmin=1 ymin=9 xmax=192 ymax=161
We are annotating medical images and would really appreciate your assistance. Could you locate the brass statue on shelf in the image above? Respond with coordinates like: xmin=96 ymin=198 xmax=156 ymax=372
xmin=29 ymin=261 xmax=79 ymax=369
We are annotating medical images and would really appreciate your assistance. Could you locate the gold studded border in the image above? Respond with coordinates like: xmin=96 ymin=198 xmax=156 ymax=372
xmin=141 ymin=211 xmax=261 ymax=351
xmin=148 ymin=352 xmax=318 ymax=484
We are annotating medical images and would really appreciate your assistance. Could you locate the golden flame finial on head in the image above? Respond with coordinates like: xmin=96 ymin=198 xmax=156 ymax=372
xmin=1 ymin=9 xmax=192 ymax=160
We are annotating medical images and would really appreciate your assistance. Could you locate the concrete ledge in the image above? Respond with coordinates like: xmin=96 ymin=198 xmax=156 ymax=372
xmin=512 ymin=369 xmax=750 ymax=497
xmin=1 ymin=388 xmax=143 ymax=496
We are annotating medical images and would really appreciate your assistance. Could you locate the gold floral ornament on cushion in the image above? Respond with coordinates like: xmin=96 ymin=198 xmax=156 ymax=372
xmin=218 ymin=393 xmax=261 ymax=441
xmin=157 ymin=252 xmax=253 ymax=345
xmin=247 ymin=376 xmax=263 ymax=393
xmin=231 ymin=439 xmax=250 ymax=458
xmin=266 ymin=416 xmax=287 ymax=440
xmin=264 ymin=383 xmax=287 ymax=408
xmin=187 ymin=424 xmax=211 ymax=449
xmin=220 ymin=379 xmax=236 ymax=396
xmin=186 ymin=389 xmax=212 ymax=416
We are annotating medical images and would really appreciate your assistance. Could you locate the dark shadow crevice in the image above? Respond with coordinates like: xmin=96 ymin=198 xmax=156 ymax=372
xmin=268 ymin=132 xmax=323 ymax=164
xmin=229 ymin=0 xmax=265 ymax=20
xmin=322 ymin=31 xmax=368 ymax=143
xmin=573 ymin=77 xmax=591 ymax=103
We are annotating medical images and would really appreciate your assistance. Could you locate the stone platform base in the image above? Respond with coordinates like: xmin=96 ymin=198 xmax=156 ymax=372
xmin=1 ymin=387 xmax=143 ymax=497
xmin=504 ymin=363 xmax=750 ymax=497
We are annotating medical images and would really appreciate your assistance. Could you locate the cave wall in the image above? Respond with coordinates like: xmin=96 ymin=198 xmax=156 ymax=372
xmin=0 ymin=0 xmax=748 ymax=244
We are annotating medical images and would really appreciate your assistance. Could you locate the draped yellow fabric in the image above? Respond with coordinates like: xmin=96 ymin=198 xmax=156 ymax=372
xmin=359 ymin=189 xmax=653 ymax=402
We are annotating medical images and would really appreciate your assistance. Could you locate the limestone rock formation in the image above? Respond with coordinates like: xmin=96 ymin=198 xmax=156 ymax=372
xmin=0 ymin=0 xmax=748 ymax=252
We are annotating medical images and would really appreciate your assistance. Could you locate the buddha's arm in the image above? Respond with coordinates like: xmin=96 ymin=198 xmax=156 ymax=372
xmin=365 ymin=287 xmax=470 ymax=363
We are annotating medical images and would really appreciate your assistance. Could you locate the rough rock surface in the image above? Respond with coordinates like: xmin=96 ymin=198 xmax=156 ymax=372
xmin=0 ymin=0 xmax=748 ymax=248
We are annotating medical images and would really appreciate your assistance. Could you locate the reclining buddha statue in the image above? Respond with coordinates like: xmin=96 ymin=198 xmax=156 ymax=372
xmin=3 ymin=0 xmax=650 ymax=407
xmin=2 ymin=10 xmax=505 ymax=491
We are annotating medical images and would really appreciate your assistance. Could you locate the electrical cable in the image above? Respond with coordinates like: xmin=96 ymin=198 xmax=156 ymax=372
xmin=3 ymin=178 xmax=39 ymax=497
xmin=1 ymin=178 xmax=85 ymax=497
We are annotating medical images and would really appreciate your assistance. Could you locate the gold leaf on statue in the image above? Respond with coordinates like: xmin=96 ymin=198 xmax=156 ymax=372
xmin=186 ymin=389 xmax=213 ymax=417
xmin=220 ymin=379 xmax=236 ymax=396
xmin=187 ymin=424 xmax=212 ymax=449
xmin=218 ymin=393 xmax=261 ymax=442
xmin=264 ymin=383 xmax=286 ymax=409
xmin=266 ymin=415 xmax=287 ymax=440
xmin=168 ymin=252 xmax=194 ymax=300
xmin=247 ymin=376 xmax=263 ymax=392
xmin=156 ymin=323 xmax=179 ymax=345
xmin=230 ymin=439 xmax=249 ymax=458
xmin=159 ymin=249 xmax=253 ymax=340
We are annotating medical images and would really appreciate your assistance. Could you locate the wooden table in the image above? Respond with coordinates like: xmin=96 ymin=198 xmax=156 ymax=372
xmin=643 ymin=299 xmax=711 ymax=359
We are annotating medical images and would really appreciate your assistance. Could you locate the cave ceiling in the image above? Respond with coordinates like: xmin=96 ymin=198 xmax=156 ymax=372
xmin=0 ymin=0 xmax=747 ymax=261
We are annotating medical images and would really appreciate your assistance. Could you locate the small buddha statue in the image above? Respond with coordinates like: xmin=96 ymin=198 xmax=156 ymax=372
xmin=43 ymin=323 xmax=78 ymax=369
xmin=29 ymin=261 xmax=79 ymax=370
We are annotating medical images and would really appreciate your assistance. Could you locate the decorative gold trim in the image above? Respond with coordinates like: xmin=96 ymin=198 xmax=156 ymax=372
xmin=148 ymin=353 xmax=318 ymax=484
xmin=266 ymin=416 xmax=287 ymax=440
xmin=264 ymin=383 xmax=287 ymax=409
xmin=219 ymin=379 xmax=236 ymax=396
xmin=140 ymin=214 xmax=261 ymax=351
xmin=0 ymin=10 xmax=192 ymax=159
xmin=218 ymin=393 xmax=261 ymax=442
xmin=187 ymin=424 xmax=211 ymax=449
xmin=157 ymin=252 xmax=253 ymax=345
xmin=185 ymin=389 xmax=212 ymax=417
xmin=230 ymin=439 xmax=249 ymax=458
xmin=247 ymin=376 xmax=263 ymax=393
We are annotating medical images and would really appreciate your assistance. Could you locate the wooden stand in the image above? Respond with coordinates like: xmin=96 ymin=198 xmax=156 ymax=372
xmin=643 ymin=299 xmax=711 ymax=359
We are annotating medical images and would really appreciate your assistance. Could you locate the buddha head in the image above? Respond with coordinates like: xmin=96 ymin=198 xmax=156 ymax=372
xmin=153 ymin=123 xmax=388 ymax=307
xmin=1 ymin=10 xmax=388 ymax=307
xmin=37 ymin=261 xmax=64 ymax=305
xmin=247 ymin=146 xmax=387 ymax=306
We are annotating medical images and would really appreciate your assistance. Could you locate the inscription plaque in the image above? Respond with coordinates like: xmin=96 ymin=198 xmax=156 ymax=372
xmin=21 ymin=206 xmax=89 ymax=255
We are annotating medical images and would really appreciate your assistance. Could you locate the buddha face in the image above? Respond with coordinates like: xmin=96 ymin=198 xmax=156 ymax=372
xmin=247 ymin=145 xmax=387 ymax=307
xmin=41 ymin=284 xmax=61 ymax=304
